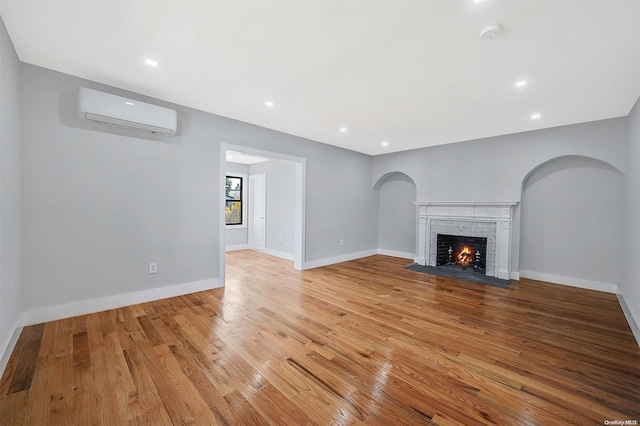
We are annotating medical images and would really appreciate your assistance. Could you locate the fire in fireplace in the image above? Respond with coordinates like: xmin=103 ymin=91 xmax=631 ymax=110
xmin=457 ymin=246 xmax=473 ymax=266
xmin=436 ymin=234 xmax=488 ymax=272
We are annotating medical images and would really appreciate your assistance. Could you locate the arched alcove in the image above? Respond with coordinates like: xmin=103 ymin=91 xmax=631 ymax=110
xmin=373 ymin=171 xmax=417 ymax=190
xmin=519 ymin=155 xmax=624 ymax=288
xmin=375 ymin=172 xmax=417 ymax=258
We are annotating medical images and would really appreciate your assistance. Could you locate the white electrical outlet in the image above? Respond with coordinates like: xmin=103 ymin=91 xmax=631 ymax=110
xmin=149 ymin=262 xmax=157 ymax=274
xmin=278 ymin=236 xmax=283 ymax=244
xmin=340 ymin=240 xmax=344 ymax=247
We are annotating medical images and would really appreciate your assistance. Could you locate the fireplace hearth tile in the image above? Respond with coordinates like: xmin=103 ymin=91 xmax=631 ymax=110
xmin=404 ymin=263 xmax=511 ymax=289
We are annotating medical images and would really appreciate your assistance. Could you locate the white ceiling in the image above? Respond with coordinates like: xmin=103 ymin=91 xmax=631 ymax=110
xmin=1 ymin=1 xmax=638 ymax=155
xmin=226 ymin=150 xmax=270 ymax=165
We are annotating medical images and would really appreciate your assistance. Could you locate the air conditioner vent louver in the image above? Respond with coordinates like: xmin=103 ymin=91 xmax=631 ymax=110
xmin=78 ymin=87 xmax=177 ymax=136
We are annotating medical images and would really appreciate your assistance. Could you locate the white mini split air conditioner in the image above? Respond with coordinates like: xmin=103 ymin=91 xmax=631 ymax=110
xmin=78 ymin=87 xmax=177 ymax=136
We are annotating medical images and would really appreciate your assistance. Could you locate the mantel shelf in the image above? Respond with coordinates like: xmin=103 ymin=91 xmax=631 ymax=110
xmin=415 ymin=201 xmax=519 ymax=207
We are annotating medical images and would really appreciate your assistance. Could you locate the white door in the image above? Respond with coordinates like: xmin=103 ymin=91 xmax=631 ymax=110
xmin=249 ymin=173 xmax=266 ymax=251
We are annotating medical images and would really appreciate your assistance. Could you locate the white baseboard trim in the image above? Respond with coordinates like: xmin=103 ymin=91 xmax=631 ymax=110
xmin=1 ymin=318 xmax=24 ymax=377
xmin=262 ymin=248 xmax=295 ymax=261
xmin=226 ymin=244 xmax=249 ymax=252
xmin=21 ymin=278 xmax=223 ymax=326
xmin=303 ymin=249 xmax=378 ymax=270
xmin=510 ymin=271 xmax=520 ymax=280
xmin=377 ymin=249 xmax=415 ymax=260
xmin=520 ymin=270 xmax=618 ymax=294
xmin=617 ymin=292 xmax=640 ymax=347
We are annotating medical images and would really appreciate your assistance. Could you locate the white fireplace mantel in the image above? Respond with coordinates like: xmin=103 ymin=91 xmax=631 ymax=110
xmin=415 ymin=202 xmax=518 ymax=280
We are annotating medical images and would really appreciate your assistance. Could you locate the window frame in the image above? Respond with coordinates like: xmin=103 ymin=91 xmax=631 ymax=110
xmin=225 ymin=173 xmax=248 ymax=229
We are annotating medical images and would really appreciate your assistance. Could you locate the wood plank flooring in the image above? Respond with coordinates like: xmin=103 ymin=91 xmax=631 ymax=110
xmin=1 ymin=251 xmax=639 ymax=425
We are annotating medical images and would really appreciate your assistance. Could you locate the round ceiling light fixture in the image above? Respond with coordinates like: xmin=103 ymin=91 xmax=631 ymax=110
xmin=479 ymin=24 xmax=502 ymax=40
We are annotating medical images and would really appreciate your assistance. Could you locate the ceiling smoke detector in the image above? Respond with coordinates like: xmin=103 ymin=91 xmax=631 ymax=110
xmin=479 ymin=24 xmax=502 ymax=40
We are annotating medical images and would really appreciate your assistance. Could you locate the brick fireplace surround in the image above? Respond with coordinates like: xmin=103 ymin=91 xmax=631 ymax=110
xmin=415 ymin=202 xmax=518 ymax=280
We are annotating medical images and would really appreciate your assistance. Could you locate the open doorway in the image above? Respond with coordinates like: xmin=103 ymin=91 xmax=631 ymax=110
xmin=219 ymin=144 xmax=306 ymax=285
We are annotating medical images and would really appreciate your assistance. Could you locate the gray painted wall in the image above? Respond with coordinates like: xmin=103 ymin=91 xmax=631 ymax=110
xmin=520 ymin=157 xmax=624 ymax=285
xmin=20 ymin=63 xmax=378 ymax=312
xmin=373 ymin=118 xmax=628 ymax=285
xmin=0 ymin=17 xmax=22 ymax=359
xmin=624 ymin=99 xmax=640 ymax=326
xmin=249 ymin=158 xmax=296 ymax=256
xmin=377 ymin=173 xmax=416 ymax=255
xmin=373 ymin=119 xmax=627 ymax=201
xmin=225 ymin=162 xmax=249 ymax=248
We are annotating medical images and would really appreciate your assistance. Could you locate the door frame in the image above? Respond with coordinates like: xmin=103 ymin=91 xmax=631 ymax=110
xmin=219 ymin=143 xmax=306 ymax=284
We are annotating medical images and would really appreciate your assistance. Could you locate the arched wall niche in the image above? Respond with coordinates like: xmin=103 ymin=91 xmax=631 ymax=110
xmin=373 ymin=171 xmax=417 ymax=190
xmin=375 ymin=172 xmax=418 ymax=259
xmin=519 ymin=155 xmax=624 ymax=290
xmin=521 ymin=155 xmax=623 ymax=191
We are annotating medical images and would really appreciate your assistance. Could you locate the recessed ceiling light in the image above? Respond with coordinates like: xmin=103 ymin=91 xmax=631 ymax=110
xmin=531 ymin=113 xmax=541 ymax=120
xmin=515 ymin=80 xmax=527 ymax=87
xmin=125 ymin=101 xmax=134 ymax=106
xmin=381 ymin=141 xmax=389 ymax=146
xmin=265 ymin=101 xmax=274 ymax=108
xmin=145 ymin=59 xmax=158 ymax=67
xmin=340 ymin=127 xmax=348 ymax=133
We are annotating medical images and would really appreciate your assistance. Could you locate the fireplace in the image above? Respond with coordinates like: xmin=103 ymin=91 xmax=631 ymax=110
xmin=436 ymin=234 xmax=488 ymax=272
xmin=415 ymin=202 xmax=518 ymax=279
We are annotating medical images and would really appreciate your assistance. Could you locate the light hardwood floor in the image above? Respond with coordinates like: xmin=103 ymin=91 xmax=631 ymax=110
xmin=1 ymin=251 xmax=639 ymax=425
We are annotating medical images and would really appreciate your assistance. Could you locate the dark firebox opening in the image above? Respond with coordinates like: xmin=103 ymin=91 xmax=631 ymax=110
xmin=436 ymin=234 xmax=487 ymax=273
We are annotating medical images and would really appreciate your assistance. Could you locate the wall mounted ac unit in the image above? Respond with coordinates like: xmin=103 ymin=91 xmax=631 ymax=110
xmin=78 ymin=87 xmax=177 ymax=136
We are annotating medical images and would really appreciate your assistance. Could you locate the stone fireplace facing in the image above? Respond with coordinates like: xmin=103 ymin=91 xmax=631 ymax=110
xmin=415 ymin=202 xmax=518 ymax=280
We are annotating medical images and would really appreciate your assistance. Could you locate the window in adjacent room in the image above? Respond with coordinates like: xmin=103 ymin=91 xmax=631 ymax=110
xmin=225 ymin=174 xmax=246 ymax=227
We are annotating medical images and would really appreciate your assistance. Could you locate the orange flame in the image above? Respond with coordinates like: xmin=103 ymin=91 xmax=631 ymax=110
xmin=457 ymin=246 xmax=473 ymax=265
